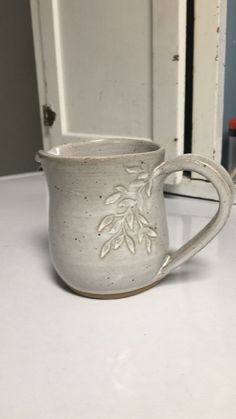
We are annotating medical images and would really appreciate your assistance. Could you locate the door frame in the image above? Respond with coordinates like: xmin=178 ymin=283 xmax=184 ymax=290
xmin=31 ymin=0 xmax=235 ymax=201
xmin=31 ymin=0 xmax=186 ymax=186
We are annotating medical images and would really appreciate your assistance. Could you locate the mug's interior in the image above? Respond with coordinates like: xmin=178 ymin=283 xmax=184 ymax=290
xmin=48 ymin=138 xmax=160 ymax=158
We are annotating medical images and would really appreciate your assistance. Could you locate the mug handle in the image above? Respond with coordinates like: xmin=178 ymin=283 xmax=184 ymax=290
xmin=154 ymin=154 xmax=234 ymax=280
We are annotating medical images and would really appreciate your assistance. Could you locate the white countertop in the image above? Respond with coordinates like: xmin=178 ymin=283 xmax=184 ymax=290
xmin=0 ymin=173 xmax=236 ymax=419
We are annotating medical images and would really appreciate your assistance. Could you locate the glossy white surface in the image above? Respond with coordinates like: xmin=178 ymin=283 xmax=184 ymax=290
xmin=0 ymin=173 xmax=236 ymax=419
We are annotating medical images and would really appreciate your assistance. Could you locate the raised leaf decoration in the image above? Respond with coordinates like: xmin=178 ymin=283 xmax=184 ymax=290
xmin=112 ymin=233 xmax=124 ymax=250
xmin=138 ymin=228 xmax=144 ymax=243
xmin=100 ymin=241 xmax=111 ymax=258
xmin=126 ymin=211 xmax=134 ymax=230
xmin=126 ymin=166 xmax=143 ymax=174
xmin=118 ymin=198 xmax=136 ymax=208
xmin=125 ymin=235 xmax=135 ymax=254
xmin=137 ymin=172 xmax=149 ymax=180
xmin=115 ymin=185 xmax=127 ymax=193
xmin=130 ymin=180 xmax=146 ymax=188
xmin=145 ymin=227 xmax=157 ymax=237
xmin=145 ymin=180 xmax=153 ymax=197
xmin=105 ymin=192 xmax=121 ymax=205
xmin=97 ymin=162 xmax=158 ymax=258
xmin=145 ymin=236 xmax=152 ymax=254
xmin=109 ymin=219 xmax=122 ymax=234
xmin=138 ymin=214 xmax=149 ymax=225
xmin=98 ymin=215 xmax=114 ymax=232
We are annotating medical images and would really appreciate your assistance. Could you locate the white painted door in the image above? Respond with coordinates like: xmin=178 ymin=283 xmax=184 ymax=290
xmin=191 ymin=0 xmax=227 ymax=179
xmin=31 ymin=0 xmax=186 ymax=184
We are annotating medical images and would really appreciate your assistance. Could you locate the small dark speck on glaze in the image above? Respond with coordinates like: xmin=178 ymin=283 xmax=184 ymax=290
xmin=99 ymin=195 xmax=102 ymax=199
xmin=132 ymin=279 xmax=135 ymax=282
xmin=107 ymin=276 xmax=110 ymax=280
xmin=75 ymin=238 xmax=77 ymax=241
xmin=141 ymin=161 xmax=144 ymax=164
xmin=98 ymin=233 xmax=101 ymax=236
xmin=174 ymin=138 xmax=178 ymax=142
xmin=203 ymin=164 xmax=207 ymax=167
xmin=84 ymin=196 xmax=88 ymax=200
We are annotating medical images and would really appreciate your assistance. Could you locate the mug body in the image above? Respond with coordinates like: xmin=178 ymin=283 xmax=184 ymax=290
xmin=40 ymin=139 xmax=168 ymax=297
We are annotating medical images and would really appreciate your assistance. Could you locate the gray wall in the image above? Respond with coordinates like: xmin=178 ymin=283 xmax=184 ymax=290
xmin=223 ymin=0 xmax=236 ymax=167
xmin=0 ymin=0 xmax=42 ymax=176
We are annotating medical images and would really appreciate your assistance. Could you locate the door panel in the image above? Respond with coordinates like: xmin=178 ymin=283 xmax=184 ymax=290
xmin=31 ymin=0 xmax=187 ymax=184
xmin=191 ymin=0 xmax=227 ymax=179
xmin=59 ymin=0 xmax=152 ymax=137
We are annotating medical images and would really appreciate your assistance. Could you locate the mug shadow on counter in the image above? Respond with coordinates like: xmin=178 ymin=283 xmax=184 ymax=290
xmin=32 ymin=229 xmax=210 ymax=295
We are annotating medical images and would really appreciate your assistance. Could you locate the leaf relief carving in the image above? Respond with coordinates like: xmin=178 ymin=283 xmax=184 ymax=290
xmin=97 ymin=162 xmax=158 ymax=258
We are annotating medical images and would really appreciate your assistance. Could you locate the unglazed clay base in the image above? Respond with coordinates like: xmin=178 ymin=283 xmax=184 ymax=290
xmin=64 ymin=278 xmax=163 ymax=299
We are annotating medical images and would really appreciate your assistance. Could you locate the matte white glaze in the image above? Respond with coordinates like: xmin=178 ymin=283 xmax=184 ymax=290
xmin=38 ymin=138 xmax=233 ymax=297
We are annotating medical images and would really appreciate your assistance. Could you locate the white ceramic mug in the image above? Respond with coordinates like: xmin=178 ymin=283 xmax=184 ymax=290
xmin=37 ymin=137 xmax=233 ymax=298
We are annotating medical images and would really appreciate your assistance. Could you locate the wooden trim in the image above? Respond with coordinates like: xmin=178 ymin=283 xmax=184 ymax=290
xmin=191 ymin=0 xmax=227 ymax=178
xmin=152 ymin=0 xmax=187 ymax=184
xmin=31 ymin=0 xmax=187 ymax=177
xmin=30 ymin=0 xmax=51 ymax=150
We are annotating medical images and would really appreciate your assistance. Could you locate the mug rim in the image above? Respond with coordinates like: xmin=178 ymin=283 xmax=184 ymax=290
xmin=37 ymin=137 xmax=164 ymax=161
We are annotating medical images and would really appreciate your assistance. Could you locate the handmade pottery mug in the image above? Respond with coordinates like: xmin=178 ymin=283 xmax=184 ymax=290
xmin=37 ymin=137 xmax=233 ymax=299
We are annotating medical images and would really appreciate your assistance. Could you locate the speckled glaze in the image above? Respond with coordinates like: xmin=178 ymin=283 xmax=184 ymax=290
xmin=37 ymin=137 xmax=233 ymax=298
